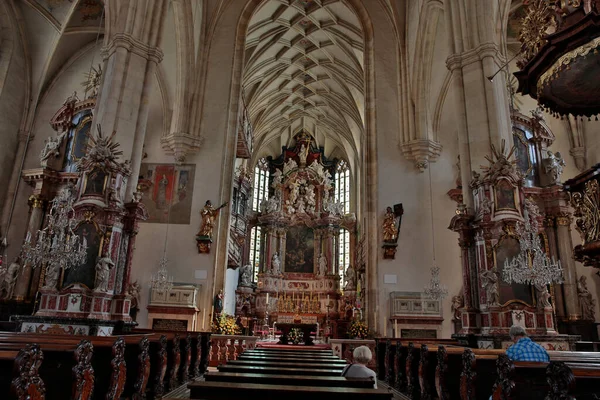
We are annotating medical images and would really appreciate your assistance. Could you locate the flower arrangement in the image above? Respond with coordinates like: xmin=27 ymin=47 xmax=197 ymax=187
xmin=287 ymin=328 xmax=304 ymax=345
xmin=212 ymin=314 xmax=241 ymax=335
xmin=348 ymin=319 xmax=369 ymax=339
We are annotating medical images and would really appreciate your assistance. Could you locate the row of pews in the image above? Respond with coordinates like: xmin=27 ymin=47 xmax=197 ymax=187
xmin=375 ymin=339 xmax=600 ymax=399
xmin=186 ymin=346 xmax=393 ymax=400
xmin=0 ymin=330 xmax=211 ymax=400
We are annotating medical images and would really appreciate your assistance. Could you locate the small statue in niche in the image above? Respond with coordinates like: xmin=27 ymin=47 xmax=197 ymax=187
xmin=298 ymin=144 xmax=309 ymax=166
xmin=43 ymin=263 xmax=60 ymax=291
xmin=480 ymin=268 xmax=499 ymax=306
xmin=0 ymin=260 xmax=20 ymax=299
xmin=451 ymin=294 xmax=464 ymax=321
xmin=271 ymin=252 xmax=281 ymax=275
xmin=535 ymin=284 xmax=552 ymax=309
xmin=94 ymin=257 xmax=115 ymax=292
xmin=382 ymin=207 xmax=398 ymax=242
xmin=239 ymin=264 xmax=253 ymax=287
xmin=197 ymin=200 xmax=228 ymax=238
xmin=344 ymin=264 xmax=356 ymax=290
xmin=577 ymin=275 xmax=596 ymax=321
xmin=318 ymin=253 xmax=327 ymax=276
xmin=543 ymin=150 xmax=566 ymax=185
xmin=214 ymin=289 xmax=224 ymax=316
xmin=272 ymin=168 xmax=283 ymax=188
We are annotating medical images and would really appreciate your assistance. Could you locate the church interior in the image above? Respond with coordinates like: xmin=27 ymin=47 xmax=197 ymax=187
xmin=0 ymin=0 xmax=600 ymax=399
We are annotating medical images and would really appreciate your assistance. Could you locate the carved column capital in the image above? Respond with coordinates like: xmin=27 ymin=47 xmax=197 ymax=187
xmin=555 ymin=213 xmax=572 ymax=227
xmin=160 ymin=132 xmax=204 ymax=163
xmin=27 ymin=195 xmax=46 ymax=209
xmin=543 ymin=215 xmax=556 ymax=228
xmin=102 ymin=33 xmax=164 ymax=64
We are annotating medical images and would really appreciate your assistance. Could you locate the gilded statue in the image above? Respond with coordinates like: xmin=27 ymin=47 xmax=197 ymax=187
xmin=383 ymin=206 xmax=398 ymax=242
xmin=198 ymin=200 xmax=228 ymax=238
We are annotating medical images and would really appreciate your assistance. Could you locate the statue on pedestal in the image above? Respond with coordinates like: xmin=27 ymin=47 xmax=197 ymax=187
xmin=43 ymin=264 xmax=60 ymax=291
xmin=0 ymin=261 xmax=20 ymax=299
xmin=577 ymin=276 xmax=596 ymax=321
xmin=535 ymin=284 xmax=552 ymax=309
xmin=271 ymin=252 xmax=281 ymax=274
xmin=40 ymin=131 xmax=67 ymax=167
xmin=214 ymin=289 xmax=224 ymax=316
xmin=480 ymin=268 xmax=499 ymax=306
xmin=198 ymin=200 xmax=228 ymax=238
xmin=383 ymin=207 xmax=398 ymax=242
xmin=344 ymin=264 xmax=356 ymax=290
xmin=451 ymin=294 xmax=464 ymax=320
xmin=543 ymin=150 xmax=566 ymax=185
xmin=126 ymin=281 xmax=141 ymax=321
xmin=239 ymin=264 xmax=253 ymax=287
xmin=318 ymin=253 xmax=327 ymax=276
xmin=94 ymin=257 xmax=114 ymax=292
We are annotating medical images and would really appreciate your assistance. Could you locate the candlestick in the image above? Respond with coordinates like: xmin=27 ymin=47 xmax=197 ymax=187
xmin=384 ymin=319 xmax=387 ymax=336
xmin=394 ymin=320 xmax=398 ymax=338
xmin=201 ymin=308 xmax=206 ymax=330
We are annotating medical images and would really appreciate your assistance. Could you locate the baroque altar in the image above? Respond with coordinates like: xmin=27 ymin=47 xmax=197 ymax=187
xmin=236 ymin=132 xmax=358 ymax=336
xmin=10 ymin=79 xmax=147 ymax=336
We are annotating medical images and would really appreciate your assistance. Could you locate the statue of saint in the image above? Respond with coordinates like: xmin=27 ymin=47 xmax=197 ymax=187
xmin=198 ymin=200 xmax=228 ymax=238
xmin=543 ymin=150 xmax=566 ymax=185
xmin=344 ymin=265 xmax=356 ymax=290
xmin=318 ymin=253 xmax=327 ymax=276
xmin=535 ymin=284 xmax=552 ymax=309
xmin=577 ymin=276 xmax=596 ymax=321
xmin=271 ymin=252 xmax=281 ymax=274
xmin=239 ymin=264 xmax=253 ymax=287
xmin=451 ymin=294 xmax=464 ymax=321
xmin=127 ymin=281 xmax=141 ymax=311
xmin=480 ymin=268 xmax=499 ymax=306
xmin=298 ymin=144 xmax=309 ymax=166
xmin=40 ymin=132 xmax=67 ymax=167
xmin=214 ymin=289 xmax=224 ymax=315
xmin=383 ymin=207 xmax=398 ymax=242
xmin=94 ymin=257 xmax=114 ymax=292
xmin=0 ymin=261 xmax=20 ymax=299
xmin=43 ymin=263 xmax=60 ymax=291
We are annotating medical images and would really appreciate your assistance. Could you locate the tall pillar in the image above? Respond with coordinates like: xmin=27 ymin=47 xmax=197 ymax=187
xmin=444 ymin=0 xmax=512 ymax=210
xmin=555 ymin=214 xmax=581 ymax=321
xmin=93 ymin=0 xmax=168 ymax=200
xmin=544 ymin=216 xmax=566 ymax=319
xmin=13 ymin=195 xmax=46 ymax=300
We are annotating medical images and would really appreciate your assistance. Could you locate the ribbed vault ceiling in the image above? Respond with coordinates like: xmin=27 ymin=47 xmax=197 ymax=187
xmin=243 ymin=0 xmax=365 ymax=159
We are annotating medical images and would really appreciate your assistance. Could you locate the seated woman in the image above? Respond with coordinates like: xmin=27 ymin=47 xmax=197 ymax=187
xmin=341 ymin=345 xmax=377 ymax=388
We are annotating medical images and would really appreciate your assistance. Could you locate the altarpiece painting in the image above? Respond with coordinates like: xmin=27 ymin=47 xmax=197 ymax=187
xmin=285 ymin=226 xmax=315 ymax=273
xmin=139 ymin=163 xmax=196 ymax=224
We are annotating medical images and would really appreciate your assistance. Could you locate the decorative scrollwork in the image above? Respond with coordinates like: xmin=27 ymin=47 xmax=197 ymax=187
xmin=460 ymin=349 xmax=476 ymax=400
xmin=168 ymin=334 xmax=181 ymax=390
xmin=435 ymin=346 xmax=449 ymax=400
xmin=72 ymin=340 xmax=94 ymax=400
xmin=11 ymin=344 xmax=46 ymax=400
xmin=518 ymin=0 xmax=554 ymax=69
xmin=492 ymin=355 xmax=515 ymax=400
xmin=133 ymin=336 xmax=150 ymax=400
xmin=107 ymin=337 xmax=127 ymax=400
xmin=154 ymin=335 xmax=168 ymax=397
xmin=419 ymin=344 xmax=431 ymax=400
xmin=571 ymin=180 xmax=600 ymax=244
xmin=406 ymin=342 xmax=416 ymax=398
xmin=546 ymin=362 xmax=575 ymax=400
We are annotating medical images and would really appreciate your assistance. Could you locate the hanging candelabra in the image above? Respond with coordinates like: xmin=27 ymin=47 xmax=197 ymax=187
xmin=150 ymin=255 xmax=174 ymax=293
xmin=503 ymin=202 xmax=564 ymax=287
xmin=21 ymin=186 xmax=87 ymax=288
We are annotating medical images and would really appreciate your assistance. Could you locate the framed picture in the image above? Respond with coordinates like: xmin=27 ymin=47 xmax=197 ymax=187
xmin=284 ymin=226 xmax=315 ymax=273
xmin=82 ymin=169 xmax=108 ymax=196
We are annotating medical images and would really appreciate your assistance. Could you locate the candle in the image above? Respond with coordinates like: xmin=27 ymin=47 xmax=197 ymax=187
xmin=202 ymin=308 xmax=205 ymax=330
xmin=394 ymin=320 xmax=398 ymax=338
xmin=384 ymin=319 xmax=387 ymax=336
xmin=266 ymin=293 xmax=269 ymax=304
xmin=327 ymin=294 xmax=330 ymax=303
xmin=25 ymin=232 xmax=31 ymax=242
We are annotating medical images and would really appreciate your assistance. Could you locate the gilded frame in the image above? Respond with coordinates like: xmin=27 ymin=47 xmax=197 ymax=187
xmin=82 ymin=169 xmax=109 ymax=197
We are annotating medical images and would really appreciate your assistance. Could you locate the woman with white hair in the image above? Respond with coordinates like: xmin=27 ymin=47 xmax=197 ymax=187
xmin=341 ymin=345 xmax=377 ymax=388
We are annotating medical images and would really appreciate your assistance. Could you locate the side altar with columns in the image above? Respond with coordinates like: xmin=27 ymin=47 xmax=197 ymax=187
xmin=235 ymin=133 xmax=358 ymax=336
xmin=10 ymin=85 xmax=147 ymax=336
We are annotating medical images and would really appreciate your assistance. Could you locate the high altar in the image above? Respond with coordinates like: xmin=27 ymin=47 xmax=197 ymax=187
xmin=235 ymin=133 xmax=358 ymax=336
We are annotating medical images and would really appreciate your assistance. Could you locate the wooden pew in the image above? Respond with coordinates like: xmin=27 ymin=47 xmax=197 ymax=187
xmin=225 ymin=359 xmax=346 ymax=370
xmin=237 ymin=354 xmax=348 ymax=364
xmin=217 ymin=364 xmax=346 ymax=376
xmin=188 ymin=381 xmax=393 ymax=400
xmin=203 ymin=371 xmax=375 ymax=388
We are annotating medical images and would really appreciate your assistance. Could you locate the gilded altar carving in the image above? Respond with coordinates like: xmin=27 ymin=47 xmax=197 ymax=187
xmin=571 ymin=180 xmax=600 ymax=244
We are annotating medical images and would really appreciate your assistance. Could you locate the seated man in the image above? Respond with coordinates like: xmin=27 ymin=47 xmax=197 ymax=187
xmin=506 ymin=325 xmax=549 ymax=362
xmin=341 ymin=345 xmax=377 ymax=388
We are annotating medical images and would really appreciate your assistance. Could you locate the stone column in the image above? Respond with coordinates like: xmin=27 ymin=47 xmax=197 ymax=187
xmin=555 ymin=214 xmax=581 ymax=321
xmin=543 ymin=216 xmax=566 ymax=319
xmin=94 ymin=0 xmax=168 ymax=200
xmin=13 ymin=195 xmax=46 ymax=300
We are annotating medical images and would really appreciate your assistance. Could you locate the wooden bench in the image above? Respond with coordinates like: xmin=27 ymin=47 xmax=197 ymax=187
xmin=188 ymin=381 xmax=393 ymax=400
xmin=237 ymin=354 xmax=348 ymax=364
xmin=217 ymin=363 xmax=346 ymax=376
xmin=225 ymin=359 xmax=346 ymax=370
xmin=203 ymin=371 xmax=375 ymax=388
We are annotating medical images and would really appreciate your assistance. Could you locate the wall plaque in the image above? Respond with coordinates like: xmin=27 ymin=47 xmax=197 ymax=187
xmin=152 ymin=318 xmax=188 ymax=331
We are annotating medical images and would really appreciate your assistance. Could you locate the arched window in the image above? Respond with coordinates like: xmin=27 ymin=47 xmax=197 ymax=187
xmin=252 ymin=158 xmax=269 ymax=211
xmin=249 ymin=226 xmax=262 ymax=282
xmin=334 ymin=160 xmax=350 ymax=213
xmin=335 ymin=160 xmax=351 ymax=285
xmin=339 ymin=228 xmax=350 ymax=287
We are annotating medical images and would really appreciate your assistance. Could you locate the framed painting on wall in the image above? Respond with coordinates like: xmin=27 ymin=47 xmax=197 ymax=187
xmin=139 ymin=163 xmax=196 ymax=224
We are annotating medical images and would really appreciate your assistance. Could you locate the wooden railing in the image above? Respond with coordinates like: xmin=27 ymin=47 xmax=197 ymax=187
xmin=209 ymin=334 xmax=258 ymax=367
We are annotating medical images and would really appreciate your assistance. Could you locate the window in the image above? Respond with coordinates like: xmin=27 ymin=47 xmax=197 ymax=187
xmin=339 ymin=228 xmax=350 ymax=287
xmin=252 ymin=158 xmax=269 ymax=211
xmin=334 ymin=160 xmax=350 ymax=213
xmin=249 ymin=226 xmax=262 ymax=282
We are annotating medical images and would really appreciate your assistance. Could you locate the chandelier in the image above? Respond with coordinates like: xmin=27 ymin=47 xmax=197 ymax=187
xmin=503 ymin=202 xmax=564 ymax=287
xmin=424 ymin=265 xmax=448 ymax=301
xmin=21 ymin=186 xmax=87 ymax=275
xmin=150 ymin=256 xmax=173 ymax=293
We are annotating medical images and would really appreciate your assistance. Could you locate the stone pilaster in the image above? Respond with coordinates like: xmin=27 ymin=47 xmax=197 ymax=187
xmin=555 ymin=213 xmax=581 ymax=321
xmin=94 ymin=0 xmax=168 ymax=200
